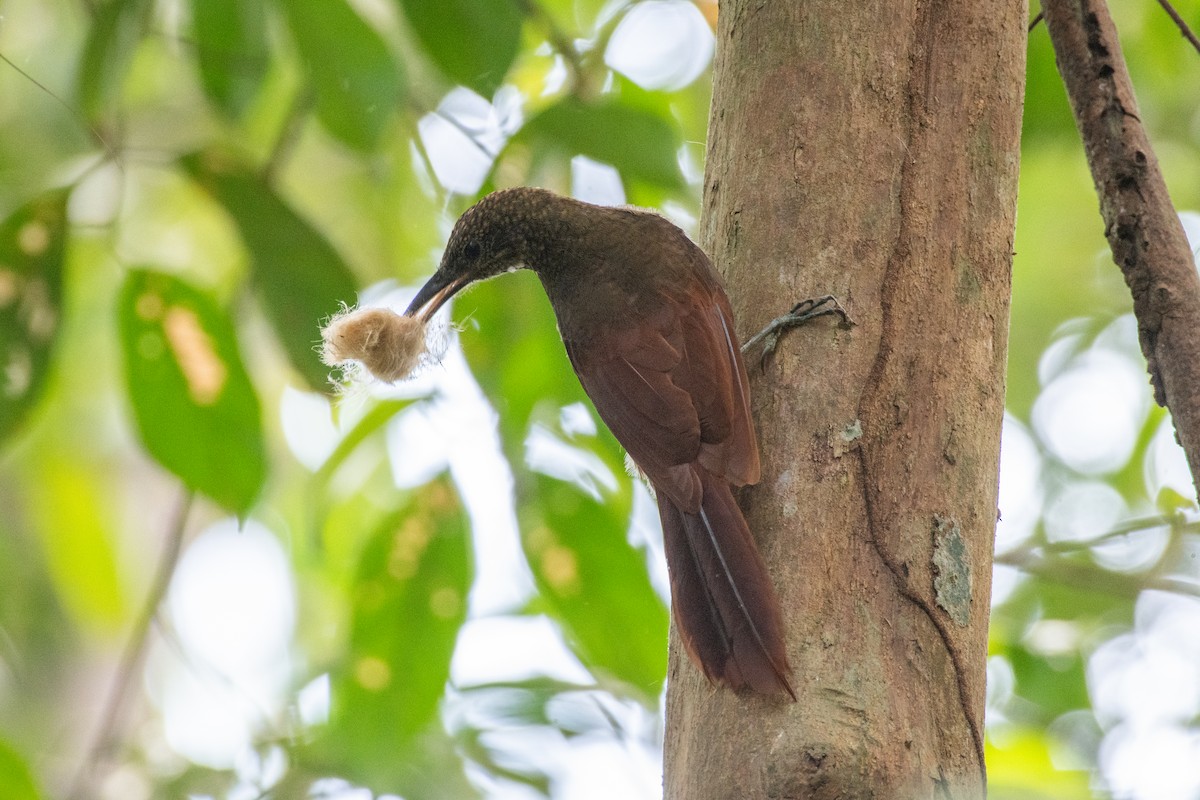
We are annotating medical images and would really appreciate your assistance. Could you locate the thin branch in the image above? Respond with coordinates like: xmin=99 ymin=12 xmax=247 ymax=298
xmin=1042 ymin=510 xmax=1199 ymax=553
xmin=1154 ymin=0 xmax=1200 ymax=55
xmin=66 ymin=490 xmax=194 ymax=800
xmin=261 ymin=86 xmax=314 ymax=185
xmin=1029 ymin=10 xmax=1045 ymax=32
xmin=430 ymin=109 xmax=499 ymax=160
xmin=996 ymin=548 xmax=1200 ymax=600
xmin=409 ymin=123 xmax=441 ymax=188
xmin=1042 ymin=0 xmax=1200 ymax=501
xmin=0 ymin=49 xmax=121 ymax=164
xmin=154 ymin=619 xmax=278 ymax=735
xmin=512 ymin=0 xmax=589 ymax=94
xmin=407 ymin=97 xmax=499 ymax=161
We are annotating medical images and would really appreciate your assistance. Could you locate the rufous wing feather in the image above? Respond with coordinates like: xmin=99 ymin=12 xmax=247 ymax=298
xmin=565 ymin=283 xmax=793 ymax=698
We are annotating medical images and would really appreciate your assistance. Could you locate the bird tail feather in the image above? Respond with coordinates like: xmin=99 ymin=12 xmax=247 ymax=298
xmin=658 ymin=470 xmax=794 ymax=699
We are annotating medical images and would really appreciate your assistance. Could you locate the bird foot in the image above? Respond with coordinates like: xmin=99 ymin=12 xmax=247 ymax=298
xmin=741 ymin=295 xmax=853 ymax=368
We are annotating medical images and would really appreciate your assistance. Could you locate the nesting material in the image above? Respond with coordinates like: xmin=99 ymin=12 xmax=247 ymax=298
xmin=321 ymin=306 xmax=429 ymax=383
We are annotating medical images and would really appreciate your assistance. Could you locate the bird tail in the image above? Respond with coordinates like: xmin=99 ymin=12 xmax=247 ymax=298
xmin=658 ymin=470 xmax=794 ymax=699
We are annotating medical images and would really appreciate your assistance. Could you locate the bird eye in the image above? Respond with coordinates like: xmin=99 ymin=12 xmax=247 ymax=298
xmin=462 ymin=241 xmax=482 ymax=260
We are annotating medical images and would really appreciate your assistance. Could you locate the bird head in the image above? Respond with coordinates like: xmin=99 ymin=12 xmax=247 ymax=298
xmin=405 ymin=188 xmax=557 ymax=321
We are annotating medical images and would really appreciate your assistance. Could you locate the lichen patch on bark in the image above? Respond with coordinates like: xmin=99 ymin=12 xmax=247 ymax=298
xmin=932 ymin=515 xmax=972 ymax=627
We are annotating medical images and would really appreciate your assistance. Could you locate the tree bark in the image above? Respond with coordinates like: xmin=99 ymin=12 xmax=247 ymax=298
xmin=664 ymin=2 xmax=1026 ymax=797
xmin=1042 ymin=0 xmax=1200 ymax=500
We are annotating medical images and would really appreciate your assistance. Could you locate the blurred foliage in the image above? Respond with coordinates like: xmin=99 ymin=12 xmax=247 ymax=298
xmin=0 ymin=0 xmax=1197 ymax=797
xmin=0 ymin=739 xmax=42 ymax=800
xmin=313 ymin=477 xmax=474 ymax=792
xmin=461 ymin=273 xmax=669 ymax=698
xmin=118 ymin=268 xmax=265 ymax=513
xmin=0 ymin=191 xmax=68 ymax=443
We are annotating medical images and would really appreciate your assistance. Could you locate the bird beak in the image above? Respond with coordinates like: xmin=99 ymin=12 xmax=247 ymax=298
xmin=405 ymin=271 xmax=468 ymax=322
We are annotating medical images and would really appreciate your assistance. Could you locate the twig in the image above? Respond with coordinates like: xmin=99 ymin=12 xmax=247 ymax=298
xmin=1154 ymin=0 xmax=1200 ymax=55
xmin=1042 ymin=0 xmax=1200 ymax=501
xmin=1029 ymin=10 xmax=1044 ymax=32
xmin=1042 ymin=510 xmax=1199 ymax=553
xmin=995 ymin=547 xmax=1200 ymax=600
xmin=0 ymin=49 xmax=121 ymax=164
xmin=426 ymin=107 xmax=499 ymax=160
xmin=153 ymin=619 xmax=278 ymax=735
xmin=261 ymin=86 xmax=314 ymax=185
xmin=406 ymin=96 xmax=499 ymax=169
xmin=512 ymin=0 xmax=589 ymax=94
xmin=66 ymin=490 xmax=194 ymax=800
xmin=409 ymin=125 xmax=441 ymax=188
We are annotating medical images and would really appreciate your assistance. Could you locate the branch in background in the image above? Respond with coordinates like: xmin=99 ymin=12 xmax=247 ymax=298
xmin=0 ymin=50 xmax=122 ymax=166
xmin=1029 ymin=10 xmax=1044 ymax=32
xmin=66 ymin=490 xmax=194 ymax=800
xmin=262 ymin=87 xmax=314 ymax=185
xmin=995 ymin=547 xmax=1200 ymax=600
xmin=1155 ymin=0 xmax=1200 ymax=55
xmin=1042 ymin=0 xmax=1200 ymax=501
xmin=1042 ymin=510 xmax=1199 ymax=553
xmin=513 ymin=0 xmax=590 ymax=96
xmin=428 ymin=106 xmax=499 ymax=159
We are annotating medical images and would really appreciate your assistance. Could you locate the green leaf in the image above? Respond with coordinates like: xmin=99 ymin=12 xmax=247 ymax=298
xmin=318 ymin=476 xmax=471 ymax=789
xmin=314 ymin=398 xmax=414 ymax=485
xmin=77 ymin=0 xmax=149 ymax=121
xmin=536 ymin=0 xmax=610 ymax=36
xmin=283 ymin=0 xmax=404 ymax=150
xmin=514 ymin=97 xmax=685 ymax=189
xmin=525 ymin=473 xmax=667 ymax=696
xmin=28 ymin=460 xmax=128 ymax=629
xmin=0 ymin=740 xmax=41 ymax=800
xmin=190 ymin=0 xmax=270 ymax=118
xmin=454 ymin=271 xmax=627 ymax=474
xmin=0 ymin=191 xmax=68 ymax=445
xmin=1156 ymin=485 xmax=1196 ymax=514
xmin=396 ymin=0 xmax=523 ymax=96
xmin=118 ymin=269 xmax=266 ymax=513
xmin=1008 ymin=644 xmax=1090 ymax=722
xmin=181 ymin=151 xmax=358 ymax=389
xmin=455 ymin=271 xmax=588 ymax=446
xmin=455 ymin=271 xmax=665 ymax=696
xmin=987 ymin=729 xmax=1092 ymax=800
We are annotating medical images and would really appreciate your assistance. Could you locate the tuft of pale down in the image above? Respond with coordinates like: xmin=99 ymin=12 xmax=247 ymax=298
xmin=321 ymin=307 xmax=429 ymax=383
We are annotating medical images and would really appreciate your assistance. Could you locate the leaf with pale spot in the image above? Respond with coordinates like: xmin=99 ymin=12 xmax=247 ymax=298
xmin=314 ymin=476 xmax=472 ymax=791
xmin=0 ymin=191 xmax=68 ymax=446
xmin=118 ymin=269 xmax=265 ymax=513
xmin=525 ymin=473 xmax=667 ymax=696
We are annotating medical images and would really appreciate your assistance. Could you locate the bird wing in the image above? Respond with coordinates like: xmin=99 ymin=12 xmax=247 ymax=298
xmin=564 ymin=288 xmax=760 ymax=512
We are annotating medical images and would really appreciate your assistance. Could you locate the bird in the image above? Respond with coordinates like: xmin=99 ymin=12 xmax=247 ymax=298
xmin=405 ymin=187 xmax=794 ymax=698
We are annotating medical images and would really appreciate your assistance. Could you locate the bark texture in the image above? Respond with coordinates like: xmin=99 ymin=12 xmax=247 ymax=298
xmin=664 ymin=2 xmax=1026 ymax=797
xmin=1042 ymin=0 xmax=1200 ymax=500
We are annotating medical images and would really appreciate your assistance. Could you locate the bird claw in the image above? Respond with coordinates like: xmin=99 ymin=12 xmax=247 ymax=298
xmin=741 ymin=294 xmax=853 ymax=369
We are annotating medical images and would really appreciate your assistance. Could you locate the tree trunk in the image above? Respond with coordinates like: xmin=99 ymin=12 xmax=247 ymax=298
xmin=664 ymin=2 xmax=1026 ymax=797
